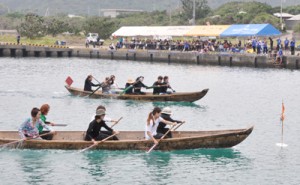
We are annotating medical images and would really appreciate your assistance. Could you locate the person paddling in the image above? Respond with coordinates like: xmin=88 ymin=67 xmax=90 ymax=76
xmin=133 ymin=76 xmax=149 ymax=95
xmin=19 ymin=107 xmax=55 ymax=140
xmin=84 ymin=75 xmax=101 ymax=92
xmin=124 ymin=79 xmax=134 ymax=94
xmin=145 ymin=107 xmax=177 ymax=144
xmin=157 ymin=107 xmax=184 ymax=138
xmin=85 ymin=109 xmax=119 ymax=143
xmin=160 ymin=76 xmax=175 ymax=94
xmin=39 ymin=104 xmax=56 ymax=140
xmin=152 ymin=76 xmax=163 ymax=95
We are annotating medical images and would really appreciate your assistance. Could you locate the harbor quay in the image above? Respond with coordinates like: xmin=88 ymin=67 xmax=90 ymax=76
xmin=1 ymin=44 xmax=299 ymax=69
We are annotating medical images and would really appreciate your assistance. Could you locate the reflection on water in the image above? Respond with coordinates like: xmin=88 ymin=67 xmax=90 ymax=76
xmin=152 ymin=101 xmax=207 ymax=109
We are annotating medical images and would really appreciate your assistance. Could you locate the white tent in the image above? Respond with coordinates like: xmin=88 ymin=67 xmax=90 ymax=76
xmin=111 ymin=26 xmax=194 ymax=37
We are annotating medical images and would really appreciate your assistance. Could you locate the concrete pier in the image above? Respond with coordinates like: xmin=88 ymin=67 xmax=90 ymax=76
xmin=1 ymin=43 xmax=299 ymax=69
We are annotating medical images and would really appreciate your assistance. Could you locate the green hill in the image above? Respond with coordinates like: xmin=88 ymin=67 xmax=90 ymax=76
xmin=0 ymin=0 xmax=299 ymax=16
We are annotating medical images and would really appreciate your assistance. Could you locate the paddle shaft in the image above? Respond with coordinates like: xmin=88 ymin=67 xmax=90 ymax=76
xmin=120 ymin=79 xmax=140 ymax=95
xmin=147 ymin=125 xmax=176 ymax=153
xmin=0 ymin=131 xmax=54 ymax=148
xmin=89 ymin=76 xmax=113 ymax=97
xmin=110 ymin=117 xmax=123 ymax=128
xmin=79 ymin=132 xmax=119 ymax=153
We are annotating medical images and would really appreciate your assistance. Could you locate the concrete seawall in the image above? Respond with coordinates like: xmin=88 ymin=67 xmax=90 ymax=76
xmin=1 ymin=44 xmax=300 ymax=69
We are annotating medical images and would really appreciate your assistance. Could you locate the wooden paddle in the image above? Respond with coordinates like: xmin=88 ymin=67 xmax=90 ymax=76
xmin=0 ymin=131 xmax=55 ymax=148
xmin=89 ymin=76 xmax=114 ymax=97
xmin=111 ymin=117 xmax=123 ymax=128
xmin=79 ymin=132 xmax=119 ymax=153
xmin=120 ymin=79 xmax=140 ymax=95
xmin=147 ymin=122 xmax=185 ymax=153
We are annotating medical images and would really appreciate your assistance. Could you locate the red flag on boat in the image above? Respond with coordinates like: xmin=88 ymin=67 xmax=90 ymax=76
xmin=280 ymin=102 xmax=285 ymax=121
xmin=65 ymin=76 xmax=73 ymax=86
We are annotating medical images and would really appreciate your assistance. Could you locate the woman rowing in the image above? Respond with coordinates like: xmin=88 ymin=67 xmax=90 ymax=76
xmin=133 ymin=76 xmax=149 ymax=95
xmin=145 ymin=107 xmax=177 ymax=144
xmin=157 ymin=107 xmax=184 ymax=138
xmin=85 ymin=109 xmax=119 ymax=143
xmin=19 ymin=107 xmax=55 ymax=140
xmin=109 ymin=75 xmax=120 ymax=94
xmin=38 ymin=104 xmax=56 ymax=140
xmin=84 ymin=75 xmax=101 ymax=92
xmin=124 ymin=79 xmax=134 ymax=94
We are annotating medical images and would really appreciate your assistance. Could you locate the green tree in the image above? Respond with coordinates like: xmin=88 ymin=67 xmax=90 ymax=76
xmin=83 ymin=17 xmax=116 ymax=39
xmin=17 ymin=13 xmax=46 ymax=39
xmin=181 ymin=0 xmax=211 ymax=22
xmin=251 ymin=13 xmax=280 ymax=29
xmin=45 ymin=17 xmax=68 ymax=36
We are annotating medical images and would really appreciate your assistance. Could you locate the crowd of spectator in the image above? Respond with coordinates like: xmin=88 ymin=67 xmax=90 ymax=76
xmin=110 ymin=37 xmax=296 ymax=56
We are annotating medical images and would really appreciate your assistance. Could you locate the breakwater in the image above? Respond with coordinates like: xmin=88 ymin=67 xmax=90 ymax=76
xmin=1 ymin=44 xmax=299 ymax=69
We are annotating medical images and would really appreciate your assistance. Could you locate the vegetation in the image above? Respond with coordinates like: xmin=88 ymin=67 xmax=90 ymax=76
xmin=0 ymin=1 xmax=299 ymax=43
xmin=294 ymin=24 xmax=300 ymax=33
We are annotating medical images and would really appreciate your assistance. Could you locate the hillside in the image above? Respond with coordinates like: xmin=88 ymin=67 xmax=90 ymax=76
xmin=0 ymin=0 xmax=299 ymax=16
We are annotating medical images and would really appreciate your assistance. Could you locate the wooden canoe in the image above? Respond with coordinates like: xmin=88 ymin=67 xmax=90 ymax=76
xmin=65 ymin=85 xmax=209 ymax=102
xmin=0 ymin=126 xmax=253 ymax=151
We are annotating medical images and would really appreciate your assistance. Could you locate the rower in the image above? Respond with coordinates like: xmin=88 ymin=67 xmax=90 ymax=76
xmin=145 ymin=107 xmax=177 ymax=145
xmin=133 ymin=76 xmax=149 ymax=95
xmin=152 ymin=76 xmax=163 ymax=95
xmin=84 ymin=75 xmax=101 ymax=92
xmin=157 ymin=107 xmax=184 ymax=138
xmin=85 ymin=109 xmax=119 ymax=143
xmin=39 ymin=104 xmax=56 ymax=140
xmin=160 ymin=76 xmax=175 ymax=94
xmin=19 ymin=107 xmax=55 ymax=140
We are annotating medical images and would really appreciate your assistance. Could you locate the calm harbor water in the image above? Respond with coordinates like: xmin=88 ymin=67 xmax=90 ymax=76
xmin=0 ymin=57 xmax=299 ymax=185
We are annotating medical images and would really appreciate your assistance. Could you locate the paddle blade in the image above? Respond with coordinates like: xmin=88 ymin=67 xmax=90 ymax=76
xmin=65 ymin=76 xmax=73 ymax=86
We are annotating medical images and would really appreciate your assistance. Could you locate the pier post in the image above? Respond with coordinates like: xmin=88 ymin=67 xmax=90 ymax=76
xmin=133 ymin=53 xmax=136 ymax=61
xmin=218 ymin=56 xmax=221 ymax=65
xmin=126 ymin=53 xmax=129 ymax=60
xmin=197 ymin=55 xmax=200 ymax=65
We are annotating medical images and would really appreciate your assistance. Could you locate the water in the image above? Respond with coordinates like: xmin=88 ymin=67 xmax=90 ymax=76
xmin=0 ymin=57 xmax=299 ymax=184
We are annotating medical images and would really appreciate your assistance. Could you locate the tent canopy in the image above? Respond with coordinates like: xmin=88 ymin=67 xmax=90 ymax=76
xmin=111 ymin=26 xmax=193 ymax=37
xmin=220 ymin=24 xmax=281 ymax=37
xmin=184 ymin=25 xmax=230 ymax=37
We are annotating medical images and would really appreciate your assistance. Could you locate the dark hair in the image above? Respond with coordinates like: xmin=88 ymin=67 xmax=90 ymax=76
xmin=31 ymin=107 xmax=40 ymax=117
xmin=96 ymin=105 xmax=106 ymax=111
xmin=147 ymin=107 xmax=161 ymax=125
xmin=163 ymin=76 xmax=169 ymax=80
xmin=158 ymin=76 xmax=163 ymax=80
xmin=136 ymin=76 xmax=144 ymax=81
xmin=85 ymin=75 xmax=92 ymax=81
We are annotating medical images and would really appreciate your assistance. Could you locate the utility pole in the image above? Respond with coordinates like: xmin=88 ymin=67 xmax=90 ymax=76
xmin=192 ymin=0 xmax=196 ymax=25
xmin=280 ymin=0 xmax=283 ymax=30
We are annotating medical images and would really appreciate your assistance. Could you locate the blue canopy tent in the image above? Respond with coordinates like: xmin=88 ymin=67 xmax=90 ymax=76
xmin=220 ymin=24 xmax=281 ymax=37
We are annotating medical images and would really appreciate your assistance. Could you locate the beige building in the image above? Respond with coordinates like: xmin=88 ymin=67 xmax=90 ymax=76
xmin=101 ymin=9 xmax=144 ymax=18
xmin=285 ymin=14 xmax=300 ymax=30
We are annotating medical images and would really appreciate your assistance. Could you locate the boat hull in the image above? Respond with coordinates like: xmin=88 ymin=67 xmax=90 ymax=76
xmin=0 ymin=126 xmax=253 ymax=151
xmin=65 ymin=85 xmax=208 ymax=102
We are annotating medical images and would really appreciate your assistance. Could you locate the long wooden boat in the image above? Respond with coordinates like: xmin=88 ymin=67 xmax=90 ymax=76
xmin=0 ymin=126 xmax=253 ymax=151
xmin=65 ymin=85 xmax=209 ymax=102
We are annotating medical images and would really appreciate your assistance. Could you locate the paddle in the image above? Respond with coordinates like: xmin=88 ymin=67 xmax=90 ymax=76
xmin=120 ymin=79 xmax=140 ymax=95
xmin=53 ymin=124 xmax=68 ymax=127
xmin=79 ymin=132 xmax=119 ymax=153
xmin=147 ymin=122 xmax=184 ymax=153
xmin=0 ymin=131 xmax=55 ymax=148
xmin=111 ymin=117 xmax=123 ymax=128
xmin=79 ymin=117 xmax=122 ymax=153
xmin=89 ymin=76 xmax=114 ymax=97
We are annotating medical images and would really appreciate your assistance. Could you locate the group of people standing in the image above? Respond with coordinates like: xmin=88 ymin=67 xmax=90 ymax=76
xmin=84 ymin=75 xmax=175 ymax=95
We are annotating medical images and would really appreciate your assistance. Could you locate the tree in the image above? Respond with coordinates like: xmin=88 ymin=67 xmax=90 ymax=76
xmin=251 ymin=13 xmax=280 ymax=29
xmin=181 ymin=0 xmax=211 ymax=22
xmin=45 ymin=17 xmax=68 ymax=36
xmin=83 ymin=17 xmax=116 ymax=39
xmin=17 ymin=13 xmax=46 ymax=39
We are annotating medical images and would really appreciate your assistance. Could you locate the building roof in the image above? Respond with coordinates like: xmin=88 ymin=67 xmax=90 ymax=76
xmin=273 ymin=12 xmax=294 ymax=18
xmin=287 ymin=14 xmax=300 ymax=21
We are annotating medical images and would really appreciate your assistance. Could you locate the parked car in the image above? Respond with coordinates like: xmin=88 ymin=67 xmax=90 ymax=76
xmin=86 ymin=33 xmax=104 ymax=46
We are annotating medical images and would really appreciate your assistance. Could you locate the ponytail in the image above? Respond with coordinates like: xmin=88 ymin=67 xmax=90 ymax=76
xmin=147 ymin=107 xmax=161 ymax=126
